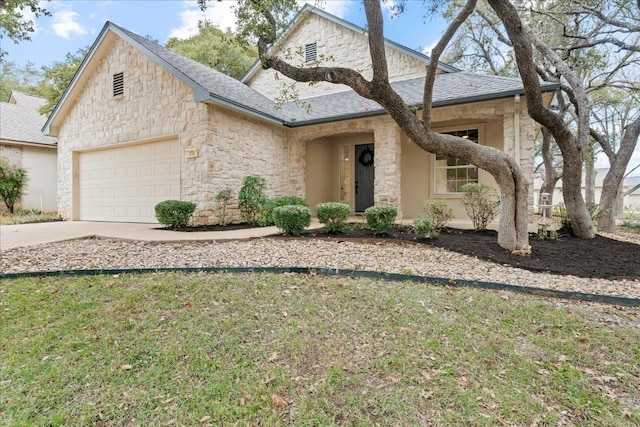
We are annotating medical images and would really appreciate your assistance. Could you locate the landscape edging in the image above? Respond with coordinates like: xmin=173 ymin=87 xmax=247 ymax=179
xmin=2 ymin=267 xmax=639 ymax=307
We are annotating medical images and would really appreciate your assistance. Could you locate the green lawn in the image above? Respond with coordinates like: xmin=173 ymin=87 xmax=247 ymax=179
xmin=1 ymin=272 xmax=638 ymax=426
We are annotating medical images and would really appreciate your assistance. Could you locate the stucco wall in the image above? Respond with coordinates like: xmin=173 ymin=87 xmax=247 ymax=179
xmin=246 ymin=11 xmax=430 ymax=100
xmin=56 ymin=37 xmax=298 ymax=224
xmin=0 ymin=144 xmax=57 ymax=212
xmin=21 ymin=146 xmax=57 ymax=211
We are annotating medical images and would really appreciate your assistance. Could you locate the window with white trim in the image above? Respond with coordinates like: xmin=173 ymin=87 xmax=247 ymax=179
xmin=113 ymin=72 xmax=124 ymax=97
xmin=435 ymin=129 xmax=479 ymax=193
xmin=305 ymin=42 xmax=317 ymax=62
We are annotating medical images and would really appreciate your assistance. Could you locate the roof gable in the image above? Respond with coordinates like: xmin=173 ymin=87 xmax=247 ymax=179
xmin=242 ymin=3 xmax=459 ymax=84
xmin=43 ymin=21 xmax=288 ymax=136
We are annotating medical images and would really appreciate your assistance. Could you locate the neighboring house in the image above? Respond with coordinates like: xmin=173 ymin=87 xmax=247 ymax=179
xmin=534 ymin=168 xmax=640 ymax=211
xmin=44 ymin=4 xmax=556 ymax=224
xmin=0 ymin=91 xmax=58 ymax=212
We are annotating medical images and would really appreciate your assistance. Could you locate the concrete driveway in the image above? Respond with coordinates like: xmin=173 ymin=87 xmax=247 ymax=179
xmin=0 ymin=221 xmax=286 ymax=250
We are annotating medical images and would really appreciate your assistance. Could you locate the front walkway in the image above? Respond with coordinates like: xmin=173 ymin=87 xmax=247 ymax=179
xmin=0 ymin=220 xmax=321 ymax=250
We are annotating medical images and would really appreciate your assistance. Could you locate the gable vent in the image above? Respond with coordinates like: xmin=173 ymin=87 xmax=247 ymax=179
xmin=113 ymin=72 xmax=124 ymax=97
xmin=305 ymin=42 xmax=317 ymax=62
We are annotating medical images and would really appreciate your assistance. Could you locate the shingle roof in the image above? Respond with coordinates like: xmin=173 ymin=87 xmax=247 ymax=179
xmin=112 ymin=23 xmax=558 ymax=127
xmin=44 ymin=21 xmax=559 ymax=134
xmin=1 ymin=92 xmax=57 ymax=146
xmin=284 ymin=72 xmax=559 ymax=125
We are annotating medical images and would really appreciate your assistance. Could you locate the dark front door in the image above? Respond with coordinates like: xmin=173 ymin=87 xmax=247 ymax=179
xmin=355 ymin=143 xmax=375 ymax=212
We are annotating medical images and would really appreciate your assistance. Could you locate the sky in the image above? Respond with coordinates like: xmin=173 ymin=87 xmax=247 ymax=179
xmin=2 ymin=0 xmax=448 ymax=69
xmin=2 ymin=0 xmax=638 ymax=173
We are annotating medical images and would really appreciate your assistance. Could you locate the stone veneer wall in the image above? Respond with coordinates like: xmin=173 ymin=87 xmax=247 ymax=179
xmin=56 ymin=37 xmax=298 ymax=224
xmin=246 ymin=12 xmax=429 ymax=100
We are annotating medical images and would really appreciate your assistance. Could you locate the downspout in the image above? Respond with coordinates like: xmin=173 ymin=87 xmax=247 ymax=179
xmin=514 ymin=94 xmax=521 ymax=166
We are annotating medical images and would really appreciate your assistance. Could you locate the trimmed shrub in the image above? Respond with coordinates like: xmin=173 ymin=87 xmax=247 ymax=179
xmin=316 ymin=202 xmax=350 ymax=233
xmin=422 ymin=200 xmax=453 ymax=229
xmin=460 ymin=183 xmax=500 ymax=231
xmin=238 ymin=176 xmax=268 ymax=225
xmin=272 ymin=205 xmax=311 ymax=235
xmin=215 ymin=188 xmax=232 ymax=226
xmin=413 ymin=216 xmax=439 ymax=239
xmin=258 ymin=196 xmax=307 ymax=227
xmin=364 ymin=205 xmax=398 ymax=235
xmin=155 ymin=200 xmax=196 ymax=229
xmin=0 ymin=158 xmax=28 ymax=214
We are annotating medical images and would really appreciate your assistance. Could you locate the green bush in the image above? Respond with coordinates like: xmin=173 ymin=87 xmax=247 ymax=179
xmin=0 ymin=158 xmax=28 ymax=214
xmin=460 ymin=183 xmax=500 ymax=231
xmin=154 ymin=200 xmax=196 ymax=229
xmin=257 ymin=196 xmax=307 ymax=227
xmin=364 ymin=205 xmax=398 ymax=235
xmin=413 ymin=216 xmax=439 ymax=239
xmin=422 ymin=200 xmax=453 ymax=229
xmin=316 ymin=202 xmax=351 ymax=233
xmin=215 ymin=188 xmax=232 ymax=226
xmin=622 ymin=209 xmax=640 ymax=232
xmin=238 ymin=176 xmax=268 ymax=225
xmin=272 ymin=205 xmax=311 ymax=235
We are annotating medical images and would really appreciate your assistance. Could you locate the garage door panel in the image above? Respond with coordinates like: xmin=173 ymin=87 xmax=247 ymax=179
xmin=79 ymin=139 xmax=180 ymax=223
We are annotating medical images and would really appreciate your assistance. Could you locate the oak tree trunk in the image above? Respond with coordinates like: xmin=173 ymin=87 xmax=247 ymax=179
xmin=489 ymin=0 xmax=595 ymax=239
xmin=598 ymin=116 xmax=640 ymax=232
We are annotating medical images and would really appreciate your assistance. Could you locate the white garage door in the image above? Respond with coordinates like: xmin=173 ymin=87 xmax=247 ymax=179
xmin=78 ymin=139 xmax=181 ymax=223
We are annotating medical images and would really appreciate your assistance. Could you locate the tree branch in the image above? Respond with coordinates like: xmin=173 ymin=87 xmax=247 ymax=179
xmin=423 ymin=0 xmax=477 ymax=128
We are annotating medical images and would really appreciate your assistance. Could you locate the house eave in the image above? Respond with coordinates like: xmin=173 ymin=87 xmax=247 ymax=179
xmin=201 ymin=95 xmax=284 ymax=126
xmin=284 ymin=84 xmax=560 ymax=127
xmin=0 ymin=138 xmax=58 ymax=148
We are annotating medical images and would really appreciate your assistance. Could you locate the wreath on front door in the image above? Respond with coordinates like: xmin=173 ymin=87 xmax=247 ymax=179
xmin=358 ymin=146 xmax=374 ymax=167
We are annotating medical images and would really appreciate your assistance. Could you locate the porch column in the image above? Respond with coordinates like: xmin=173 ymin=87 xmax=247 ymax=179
xmin=373 ymin=121 xmax=402 ymax=218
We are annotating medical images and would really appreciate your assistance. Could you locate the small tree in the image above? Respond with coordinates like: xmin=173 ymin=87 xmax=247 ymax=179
xmin=460 ymin=183 xmax=500 ymax=231
xmin=0 ymin=158 xmax=28 ymax=213
xmin=215 ymin=188 xmax=232 ymax=226
xmin=238 ymin=176 xmax=268 ymax=225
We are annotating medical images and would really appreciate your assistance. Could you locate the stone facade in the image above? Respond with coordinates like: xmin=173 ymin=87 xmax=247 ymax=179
xmin=56 ymin=37 xmax=300 ymax=224
xmin=245 ymin=11 xmax=430 ymax=100
xmin=52 ymin=16 xmax=539 ymax=226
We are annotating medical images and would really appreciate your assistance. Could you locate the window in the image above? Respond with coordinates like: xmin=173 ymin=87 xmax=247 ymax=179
xmin=305 ymin=42 xmax=317 ymax=62
xmin=435 ymin=129 xmax=479 ymax=193
xmin=113 ymin=72 xmax=124 ymax=97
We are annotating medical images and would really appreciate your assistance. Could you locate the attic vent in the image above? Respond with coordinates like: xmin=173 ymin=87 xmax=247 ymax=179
xmin=305 ymin=42 xmax=317 ymax=62
xmin=113 ymin=72 xmax=124 ymax=97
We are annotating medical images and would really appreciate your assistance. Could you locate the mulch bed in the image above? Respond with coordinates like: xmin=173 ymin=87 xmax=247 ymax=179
xmin=164 ymin=223 xmax=640 ymax=280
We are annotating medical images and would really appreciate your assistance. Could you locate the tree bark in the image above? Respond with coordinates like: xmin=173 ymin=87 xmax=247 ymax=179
xmin=255 ymin=0 xmax=529 ymax=250
xmin=539 ymin=126 xmax=561 ymax=217
xmin=598 ymin=115 xmax=640 ymax=232
xmin=488 ymin=0 xmax=595 ymax=239
xmin=585 ymin=159 xmax=596 ymax=205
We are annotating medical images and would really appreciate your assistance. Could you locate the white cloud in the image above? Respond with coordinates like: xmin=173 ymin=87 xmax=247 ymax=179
xmin=169 ymin=0 xmax=355 ymax=40
xmin=421 ymin=38 xmax=440 ymax=56
xmin=52 ymin=10 xmax=88 ymax=39
xmin=168 ymin=0 xmax=237 ymax=40
xmin=312 ymin=0 xmax=353 ymax=18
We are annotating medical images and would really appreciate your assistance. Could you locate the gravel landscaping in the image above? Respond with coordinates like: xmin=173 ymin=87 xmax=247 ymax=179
xmin=1 ymin=236 xmax=639 ymax=300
